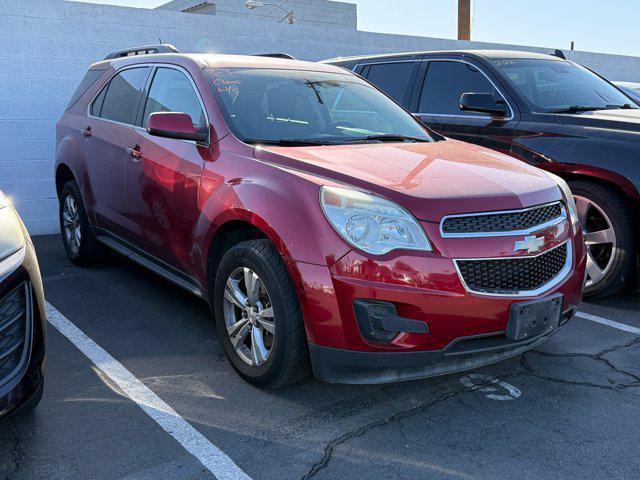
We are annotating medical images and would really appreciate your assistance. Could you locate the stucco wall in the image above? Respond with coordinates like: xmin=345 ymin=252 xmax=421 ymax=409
xmin=1 ymin=0 xmax=640 ymax=235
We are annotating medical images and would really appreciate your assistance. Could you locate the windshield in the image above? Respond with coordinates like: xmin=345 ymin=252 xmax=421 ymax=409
xmin=495 ymin=58 xmax=638 ymax=113
xmin=206 ymin=68 xmax=432 ymax=145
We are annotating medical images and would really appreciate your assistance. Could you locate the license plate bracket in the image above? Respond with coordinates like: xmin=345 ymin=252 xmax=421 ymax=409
xmin=506 ymin=294 xmax=563 ymax=341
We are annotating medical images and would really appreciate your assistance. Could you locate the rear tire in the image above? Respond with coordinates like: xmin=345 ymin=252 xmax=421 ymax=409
xmin=59 ymin=181 xmax=105 ymax=266
xmin=213 ymin=239 xmax=310 ymax=388
xmin=569 ymin=180 xmax=635 ymax=298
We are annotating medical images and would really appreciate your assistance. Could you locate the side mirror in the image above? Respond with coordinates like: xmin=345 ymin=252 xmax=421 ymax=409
xmin=459 ymin=92 xmax=508 ymax=117
xmin=147 ymin=112 xmax=208 ymax=143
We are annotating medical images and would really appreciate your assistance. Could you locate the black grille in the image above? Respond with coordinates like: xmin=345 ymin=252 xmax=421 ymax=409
xmin=442 ymin=203 xmax=563 ymax=235
xmin=457 ymin=243 xmax=568 ymax=294
xmin=0 ymin=283 xmax=28 ymax=384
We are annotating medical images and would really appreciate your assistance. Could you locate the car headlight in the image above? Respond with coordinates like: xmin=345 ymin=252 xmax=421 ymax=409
xmin=320 ymin=186 xmax=432 ymax=255
xmin=544 ymin=172 xmax=579 ymax=234
xmin=0 ymin=192 xmax=25 ymax=262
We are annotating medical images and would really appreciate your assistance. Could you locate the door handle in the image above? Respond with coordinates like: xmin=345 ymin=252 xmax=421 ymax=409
xmin=82 ymin=126 xmax=92 ymax=137
xmin=127 ymin=146 xmax=143 ymax=160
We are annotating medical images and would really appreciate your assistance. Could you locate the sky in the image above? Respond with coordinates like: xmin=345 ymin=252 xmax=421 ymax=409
xmin=79 ymin=0 xmax=640 ymax=57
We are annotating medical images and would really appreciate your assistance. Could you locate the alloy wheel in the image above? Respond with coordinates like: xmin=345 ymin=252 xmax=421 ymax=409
xmin=575 ymin=195 xmax=617 ymax=288
xmin=62 ymin=195 xmax=81 ymax=255
xmin=222 ymin=267 xmax=275 ymax=366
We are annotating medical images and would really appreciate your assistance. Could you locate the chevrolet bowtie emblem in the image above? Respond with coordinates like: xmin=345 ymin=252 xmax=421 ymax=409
xmin=514 ymin=235 xmax=545 ymax=254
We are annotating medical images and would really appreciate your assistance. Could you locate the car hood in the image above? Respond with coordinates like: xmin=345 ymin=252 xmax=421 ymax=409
xmin=555 ymin=108 xmax=640 ymax=131
xmin=254 ymin=139 xmax=561 ymax=222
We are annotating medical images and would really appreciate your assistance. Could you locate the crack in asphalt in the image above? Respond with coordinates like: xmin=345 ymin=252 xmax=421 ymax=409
xmin=521 ymin=336 xmax=640 ymax=390
xmin=2 ymin=436 xmax=21 ymax=480
xmin=300 ymin=375 xmax=516 ymax=479
xmin=301 ymin=335 xmax=640 ymax=478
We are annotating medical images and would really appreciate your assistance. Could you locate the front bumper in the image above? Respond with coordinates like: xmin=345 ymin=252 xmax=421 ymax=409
xmin=291 ymin=231 xmax=586 ymax=384
xmin=0 ymin=229 xmax=46 ymax=418
xmin=310 ymin=307 xmax=575 ymax=384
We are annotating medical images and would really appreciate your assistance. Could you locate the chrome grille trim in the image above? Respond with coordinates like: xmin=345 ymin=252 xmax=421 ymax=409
xmin=440 ymin=201 xmax=566 ymax=238
xmin=453 ymin=240 xmax=573 ymax=297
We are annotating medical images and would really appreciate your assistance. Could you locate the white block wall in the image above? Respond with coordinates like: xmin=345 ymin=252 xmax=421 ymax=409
xmin=157 ymin=0 xmax=358 ymax=28
xmin=2 ymin=0 xmax=640 ymax=235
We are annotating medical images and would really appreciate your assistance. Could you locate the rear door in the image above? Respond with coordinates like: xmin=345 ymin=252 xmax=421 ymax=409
xmin=85 ymin=66 xmax=150 ymax=234
xmin=124 ymin=65 xmax=208 ymax=271
xmin=414 ymin=58 xmax=519 ymax=154
xmin=356 ymin=60 xmax=420 ymax=109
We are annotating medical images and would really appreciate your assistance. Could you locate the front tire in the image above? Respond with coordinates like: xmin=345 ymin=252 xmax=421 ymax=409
xmin=59 ymin=181 xmax=104 ymax=266
xmin=570 ymin=180 xmax=636 ymax=298
xmin=213 ymin=239 xmax=310 ymax=388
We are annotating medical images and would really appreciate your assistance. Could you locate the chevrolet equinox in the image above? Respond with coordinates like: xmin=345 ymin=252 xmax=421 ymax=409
xmin=55 ymin=45 xmax=586 ymax=387
xmin=325 ymin=50 xmax=639 ymax=298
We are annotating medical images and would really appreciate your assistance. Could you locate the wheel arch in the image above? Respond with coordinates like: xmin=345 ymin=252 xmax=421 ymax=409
xmin=540 ymin=164 xmax=640 ymax=205
xmin=205 ymin=218 xmax=271 ymax=302
xmin=558 ymin=169 xmax=640 ymax=235
xmin=55 ymin=163 xmax=77 ymax=199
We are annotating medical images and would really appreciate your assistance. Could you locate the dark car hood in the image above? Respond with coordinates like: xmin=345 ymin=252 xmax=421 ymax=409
xmin=254 ymin=139 xmax=560 ymax=222
xmin=555 ymin=108 xmax=640 ymax=131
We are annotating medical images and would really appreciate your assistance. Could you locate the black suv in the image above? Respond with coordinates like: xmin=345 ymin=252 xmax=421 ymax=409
xmin=324 ymin=50 xmax=640 ymax=297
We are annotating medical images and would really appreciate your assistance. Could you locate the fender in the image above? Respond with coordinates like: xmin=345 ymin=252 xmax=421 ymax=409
xmin=540 ymin=162 xmax=640 ymax=202
xmin=510 ymin=127 xmax=640 ymax=202
xmin=193 ymin=150 xmax=352 ymax=287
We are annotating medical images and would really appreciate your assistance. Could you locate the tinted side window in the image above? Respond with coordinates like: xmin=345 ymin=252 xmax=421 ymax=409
xmin=90 ymin=86 xmax=107 ymax=117
xmin=66 ymin=68 xmax=106 ymax=110
xmin=365 ymin=62 xmax=417 ymax=106
xmin=98 ymin=67 xmax=150 ymax=125
xmin=142 ymin=68 xmax=205 ymax=128
xmin=419 ymin=61 xmax=496 ymax=115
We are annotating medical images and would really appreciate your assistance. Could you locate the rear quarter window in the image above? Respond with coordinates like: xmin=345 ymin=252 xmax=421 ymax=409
xmin=66 ymin=68 xmax=107 ymax=110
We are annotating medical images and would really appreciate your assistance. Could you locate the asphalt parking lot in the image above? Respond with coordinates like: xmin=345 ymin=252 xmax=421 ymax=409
xmin=1 ymin=235 xmax=639 ymax=480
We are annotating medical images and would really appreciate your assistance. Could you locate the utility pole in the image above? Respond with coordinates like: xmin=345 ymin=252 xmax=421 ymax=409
xmin=458 ymin=0 xmax=471 ymax=40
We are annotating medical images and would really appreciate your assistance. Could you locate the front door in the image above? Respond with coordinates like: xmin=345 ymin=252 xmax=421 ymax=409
xmin=415 ymin=59 xmax=519 ymax=155
xmin=124 ymin=66 xmax=209 ymax=272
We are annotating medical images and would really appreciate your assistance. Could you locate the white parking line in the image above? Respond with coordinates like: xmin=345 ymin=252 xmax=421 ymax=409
xmin=576 ymin=311 xmax=640 ymax=335
xmin=45 ymin=302 xmax=251 ymax=480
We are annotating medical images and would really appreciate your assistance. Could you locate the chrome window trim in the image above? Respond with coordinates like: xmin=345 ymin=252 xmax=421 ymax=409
xmin=416 ymin=58 xmax=515 ymax=121
xmin=86 ymin=62 xmax=210 ymax=144
xmin=439 ymin=201 xmax=567 ymax=238
xmin=417 ymin=112 xmax=493 ymax=120
xmin=453 ymin=240 xmax=572 ymax=297
xmin=354 ymin=59 xmax=420 ymax=70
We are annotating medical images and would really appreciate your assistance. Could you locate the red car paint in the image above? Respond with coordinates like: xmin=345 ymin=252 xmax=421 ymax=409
xmin=56 ymin=53 xmax=586 ymax=382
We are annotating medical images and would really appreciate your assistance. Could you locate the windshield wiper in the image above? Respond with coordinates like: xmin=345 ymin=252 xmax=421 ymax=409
xmin=345 ymin=134 xmax=429 ymax=143
xmin=609 ymin=103 xmax=637 ymax=109
xmin=244 ymin=139 xmax=331 ymax=146
xmin=549 ymin=105 xmax=607 ymax=114
xmin=551 ymin=103 xmax=638 ymax=114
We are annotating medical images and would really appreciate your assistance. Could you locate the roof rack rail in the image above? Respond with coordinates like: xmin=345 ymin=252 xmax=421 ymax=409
xmin=550 ymin=49 xmax=566 ymax=60
xmin=253 ymin=53 xmax=296 ymax=60
xmin=104 ymin=44 xmax=180 ymax=60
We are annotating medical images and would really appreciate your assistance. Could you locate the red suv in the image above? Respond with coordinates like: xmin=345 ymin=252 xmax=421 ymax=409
xmin=55 ymin=45 xmax=586 ymax=387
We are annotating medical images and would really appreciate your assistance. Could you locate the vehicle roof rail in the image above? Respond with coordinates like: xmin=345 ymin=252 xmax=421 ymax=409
xmin=104 ymin=44 xmax=180 ymax=60
xmin=550 ymin=49 xmax=566 ymax=60
xmin=253 ymin=53 xmax=296 ymax=60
